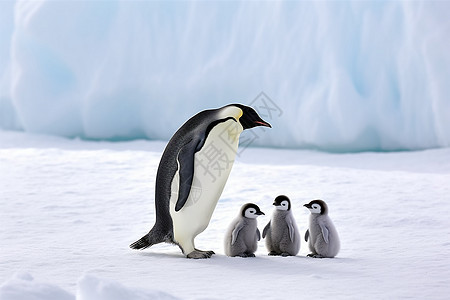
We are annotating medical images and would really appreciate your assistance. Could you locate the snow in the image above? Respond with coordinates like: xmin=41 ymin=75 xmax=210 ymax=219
xmin=0 ymin=272 xmax=177 ymax=300
xmin=1 ymin=130 xmax=450 ymax=299
xmin=0 ymin=273 xmax=73 ymax=300
xmin=2 ymin=1 xmax=450 ymax=151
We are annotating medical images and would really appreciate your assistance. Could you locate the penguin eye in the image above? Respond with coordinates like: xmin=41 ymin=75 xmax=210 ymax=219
xmin=249 ymin=209 xmax=255 ymax=214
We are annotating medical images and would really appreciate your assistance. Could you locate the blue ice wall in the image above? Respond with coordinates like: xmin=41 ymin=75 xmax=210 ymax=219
xmin=1 ymin=1 xmax=449 ymax=152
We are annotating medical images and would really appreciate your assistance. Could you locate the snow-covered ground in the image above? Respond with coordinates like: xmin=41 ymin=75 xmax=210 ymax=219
xmin=1 ymin=130 xmax=450 ymax=299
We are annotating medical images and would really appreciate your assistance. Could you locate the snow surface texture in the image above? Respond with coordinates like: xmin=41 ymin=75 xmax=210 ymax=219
xmin=1 ymin=130 xmax=450 ymax=299
xmin=1 ymin=1 xmax=450 ymax=152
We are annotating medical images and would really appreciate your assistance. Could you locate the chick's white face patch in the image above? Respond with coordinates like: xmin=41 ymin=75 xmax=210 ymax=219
xmin=245 ymin=208 xmax=259 ymax=219
xmin=276 ymin=200 xmax=289 ymax=211
xmin=308 ymin=203 xmax=321 ymax=214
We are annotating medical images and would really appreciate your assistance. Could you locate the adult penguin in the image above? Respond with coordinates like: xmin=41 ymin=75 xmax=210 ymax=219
xmin=130 ymin=104 xmax=271 ymax=258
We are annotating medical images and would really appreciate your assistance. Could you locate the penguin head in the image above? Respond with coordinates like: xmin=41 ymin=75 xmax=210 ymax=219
xmin=228 ymin=104 xmax=272 ymax=130
xmin=241 ymin=203 xmax=265 ymax=219
xmin=304 ymin=199 xmax=328 ymax=215
xmin=273 ymin=195 xmax=291 ymax=211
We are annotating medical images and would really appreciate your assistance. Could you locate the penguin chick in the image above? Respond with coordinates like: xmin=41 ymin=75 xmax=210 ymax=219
xmin=224 ymin=203 xmax=264 ymax=257
xmin=304 ymin=199 xmax=340 ymax=258
xmin=262 ymin=195 xmax=300 ymax=257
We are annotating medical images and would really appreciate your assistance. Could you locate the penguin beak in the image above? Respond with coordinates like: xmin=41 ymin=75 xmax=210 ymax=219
xmin=273 ymin=202 xmax=280 ymax=206
xmin=303 ymin=204 xmax=312 ymax=209
xmin=256 ymin=211 xmax=265 ymax=215
xmin=254 ymin=120 xmax=272 ymax=128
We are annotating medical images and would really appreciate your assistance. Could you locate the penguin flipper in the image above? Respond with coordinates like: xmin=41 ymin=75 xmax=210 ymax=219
xmin=256 ymin=228 xmax=261 ymax=241
xmin=262 ymin=221 xmax=271 ymax=238
xmin=305 ymin=229 xmax=309 ymax=242
xmin=320 ymin=224 xmax=329 ymax=244
xmin=175 ymin=138 xmax=201 ymax=212
xmin=231 ymin=222 xmax=244 ymax=245
xmin=287 ymin=220 xmax=295 ymax=242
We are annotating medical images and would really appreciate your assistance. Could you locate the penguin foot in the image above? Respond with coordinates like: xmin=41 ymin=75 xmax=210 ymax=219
xmin=268 ymin=251 xmax=281 ymax=256
xmin=281 ymin=252 xmax=292 ymax=257
xmin=235 ymin=253 xmax=255 ymax=258
xmin=187 ymin=249 xmax=214 ymax=259
xmin=195 ymin=248 xmax=215 ymax=256
xmin=307 ymin=253 xmax=325 ymax=258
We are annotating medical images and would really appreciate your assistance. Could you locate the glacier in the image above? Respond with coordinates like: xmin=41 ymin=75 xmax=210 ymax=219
xmin=1 ymin=0 xmax=450 ymax=152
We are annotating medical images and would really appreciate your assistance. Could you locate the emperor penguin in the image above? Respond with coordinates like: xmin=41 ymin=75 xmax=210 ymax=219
xmin=224 ymin=203 xmax=265 ymax=257
xmin=262 ymin=195 xmax=300 ymax=256
xmin=304 ymin=199 xmax=340 ymax=258
xmin=130 ymin=104 xmax=271 ymax=258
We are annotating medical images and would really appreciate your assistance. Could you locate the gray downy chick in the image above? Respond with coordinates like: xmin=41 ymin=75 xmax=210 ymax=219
xmin=262 ymin=195 xmax=300 ymax=256
xmin=304 ymin=199 xmax=340 ymax=258
xmin=224 ymin=203 xmax=264 ymax=257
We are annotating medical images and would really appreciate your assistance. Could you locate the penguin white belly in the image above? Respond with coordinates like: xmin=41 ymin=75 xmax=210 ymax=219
xmin=169 ymin=119 xmax=243 ymax=253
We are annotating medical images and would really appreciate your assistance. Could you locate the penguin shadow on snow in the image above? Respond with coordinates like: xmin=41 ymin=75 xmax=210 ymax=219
xmin=134 ymin=249 xmax=185 ymax=259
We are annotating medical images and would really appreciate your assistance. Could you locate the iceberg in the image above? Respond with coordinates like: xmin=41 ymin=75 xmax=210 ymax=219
xmin=1 ymin=0 xmax=449 ymax=151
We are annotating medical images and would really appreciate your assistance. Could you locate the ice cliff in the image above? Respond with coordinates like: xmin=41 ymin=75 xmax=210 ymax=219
xmin=1 ymin=1 xmax=449 ymax=152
